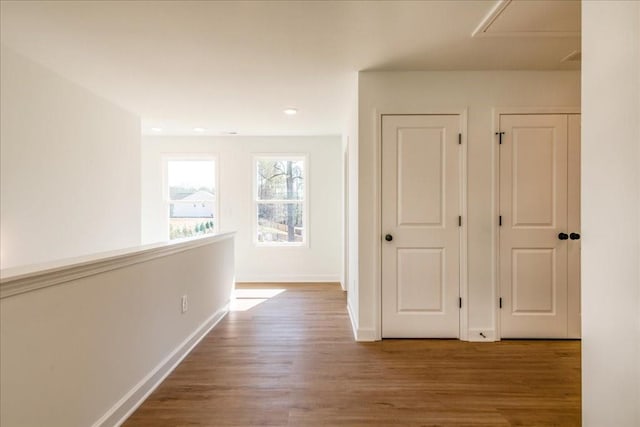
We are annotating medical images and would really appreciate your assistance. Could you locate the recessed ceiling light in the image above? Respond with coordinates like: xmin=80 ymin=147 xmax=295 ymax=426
xmin=221 ymin=131 xmax=238 ymax=135
xmin=193 ymin=127 xmax=206 ymax=132
xmin=283 ymin=108 xmax=298 ymax=115
xmin=151 ymin=127 xmax=163 ymax=132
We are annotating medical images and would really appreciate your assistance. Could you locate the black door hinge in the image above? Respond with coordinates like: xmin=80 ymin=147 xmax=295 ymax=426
xmin=499 ymin=297 xmax=503 ymax=309
xmin=499 ymin=215 xmax=502 ymax=226
xmin=459 ymin=297 xmax=462 ymax=308
xmin=458 ymin=216 xmax=462 ymax=227
xmin=496 ymin=131 xmax=505 ymax=144
xmin=458 ymin=133 xmax=462 ymax=145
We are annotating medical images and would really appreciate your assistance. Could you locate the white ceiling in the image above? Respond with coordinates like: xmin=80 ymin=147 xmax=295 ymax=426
xmin=477 ymin=0 xmax=581 ymax=36
xmin=0 ymin=0 xmax=581 ymax=136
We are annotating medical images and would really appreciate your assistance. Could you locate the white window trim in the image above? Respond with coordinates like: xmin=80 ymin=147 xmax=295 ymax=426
xmin=253 ymin=154 xmax=309 ymax=247
xmin=162 ymin=154 xmax=219 ymax=240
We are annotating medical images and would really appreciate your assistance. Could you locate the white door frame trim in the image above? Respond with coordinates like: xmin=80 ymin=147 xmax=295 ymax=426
xmin=374 ymin=108 xmax=469 ymax=341
xmin=492 ymin=107 xmax=580 ymax=340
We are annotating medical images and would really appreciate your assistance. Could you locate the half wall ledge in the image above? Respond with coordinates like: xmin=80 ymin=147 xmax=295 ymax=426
xmin=0 ymin=232 xmax=236 ymax=299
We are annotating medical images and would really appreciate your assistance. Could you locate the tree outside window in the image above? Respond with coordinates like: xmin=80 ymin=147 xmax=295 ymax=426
xmin=255 ymin=157 xmax=306 ymax=245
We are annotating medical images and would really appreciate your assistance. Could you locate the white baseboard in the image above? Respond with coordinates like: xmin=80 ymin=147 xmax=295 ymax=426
xmin=235 ymin=274 xmax=341 ymax=283
xmin=467 ymin=328 xmax=497 ymax=342
xmin=346 ymin=300 xmax=378 ymax=341
xmin=93 ymin=305 xmax=229 ymax=427
xmin=347 ymin=300 xmax=358 ymax=340
xmin=355 ymin=327 xmax=378 ymax=342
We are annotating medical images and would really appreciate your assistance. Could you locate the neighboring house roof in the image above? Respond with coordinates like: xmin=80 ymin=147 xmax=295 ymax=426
xmin=175 ymin=190 xmax=215 ymax=201
xmin=171 ymin=190 xmax=215 ymax=218
xmin=182 ymin=190 xmax=214 ymax=201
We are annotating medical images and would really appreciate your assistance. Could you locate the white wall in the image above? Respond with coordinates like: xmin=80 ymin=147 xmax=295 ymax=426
xmin=0 ymin=235 xmax=235 ymax=427
xmin=582 ymin=2 xmax=640 ymax=425
xmin=343 ymin=78 xmax=360 ymax=335
xmin=142 ymin=135 xmax=342 ymax=283
xmin=0 ymin=46 xmax=141 ymax=269
xmin=356 ymin=71 xmax=580 ymax=340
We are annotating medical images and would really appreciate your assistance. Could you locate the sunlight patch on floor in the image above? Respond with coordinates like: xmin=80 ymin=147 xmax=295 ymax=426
xmin=230 ymin=288 xmax=286 ymax=311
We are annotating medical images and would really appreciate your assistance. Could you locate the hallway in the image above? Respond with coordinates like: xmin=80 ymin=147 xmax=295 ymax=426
xmin=125 ymin=283 xmax=580 ymax=426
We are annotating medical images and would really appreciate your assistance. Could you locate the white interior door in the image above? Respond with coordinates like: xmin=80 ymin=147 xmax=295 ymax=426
xmin=499 ymin=113 xmax=580 ymax=338
xmin=381 ymin=114 xmax=461 ymax=338
xmin=567 ymin=114 xmax=581 ymax=338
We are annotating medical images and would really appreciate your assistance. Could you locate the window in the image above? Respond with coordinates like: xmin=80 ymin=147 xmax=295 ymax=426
xmin=165 ymin=157 xmax=217 ymax=240
xmin=255 ymin=156 xmax=306 ymax=245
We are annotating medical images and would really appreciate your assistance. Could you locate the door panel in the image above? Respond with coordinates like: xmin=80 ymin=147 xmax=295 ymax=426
xmin=512 ymin=128 xmax=556 ymax=227
xmin=382 ymin=114 xmax=460 ymax=338
xmin=397 ymin=249 xmax=444 ymax=312
xmin=500 ymin=114 xmax=569 ymax=338
xmin=511 ymin=248 xmax=556 ymax=313
xmin=397 ymin=128 xmax=444 ymax=225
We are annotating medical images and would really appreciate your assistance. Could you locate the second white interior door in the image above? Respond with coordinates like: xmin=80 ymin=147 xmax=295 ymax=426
xmin=381 ymin=114 xmax=461 ymax=338
xmin=499 ymin=113 xmax=581 ymax=338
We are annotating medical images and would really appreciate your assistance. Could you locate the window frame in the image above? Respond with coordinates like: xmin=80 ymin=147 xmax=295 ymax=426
xmin=162 ymin=154 xmax=219 ymax=240
xmin=253 ymin=154 xmax=309 ymax=247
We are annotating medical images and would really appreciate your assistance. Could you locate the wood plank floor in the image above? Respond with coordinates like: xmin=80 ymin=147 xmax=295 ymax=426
xmin=124 ymin=283 xmax=581 ymax=426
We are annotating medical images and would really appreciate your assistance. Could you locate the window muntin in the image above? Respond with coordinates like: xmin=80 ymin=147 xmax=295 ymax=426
xmin=166 ymin=158 xmax=217 ymax=240
xmin=255 ymin=157 xmax=306 ymax=245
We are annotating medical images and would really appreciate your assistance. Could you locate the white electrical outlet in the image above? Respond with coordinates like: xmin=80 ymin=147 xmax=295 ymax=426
xmin=181 ymin=295 xmax=188 ymax=313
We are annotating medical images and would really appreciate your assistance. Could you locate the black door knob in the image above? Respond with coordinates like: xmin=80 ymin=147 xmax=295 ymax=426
xmin=385 ymin=234 xmax=393 ymax=242
xmin=570 ymin=233 xmax=581 ymax=240
xmin=558 ymin=233 xmax=569 ymax=240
